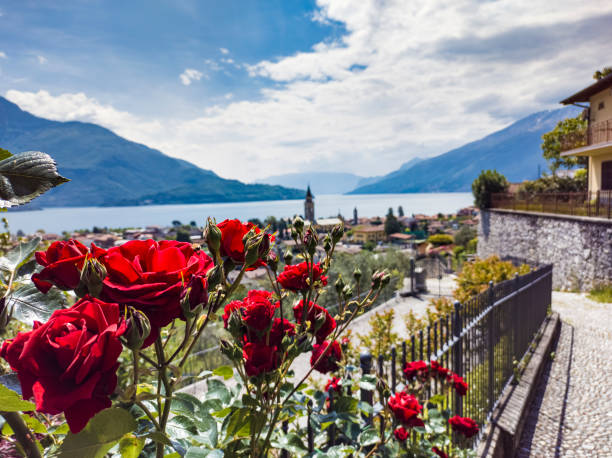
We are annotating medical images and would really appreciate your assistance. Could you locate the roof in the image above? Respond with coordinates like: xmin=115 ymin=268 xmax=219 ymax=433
xmin=389 ymin=233 xmax=413 ymax=240
xmin=316 ymin=217 xmax=342 ymax=226
xmin=561 ymin=74 xmax=612 ymax=104
xmin=353 ymin=225 xmax=385 ymax=233
xmin=306 ymin=185 xmax=313 ymax=198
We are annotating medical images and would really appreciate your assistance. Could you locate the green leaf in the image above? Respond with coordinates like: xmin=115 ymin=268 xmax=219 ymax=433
xmin=206 ymin=379 xmax=230 ymax=404
xmin=270 ymin=433 xmax=308 ymax=455
xmin=358 ymin=427 xmax=379 ymax=447
xmin=226 ymin=408 xmax=251 ymax=437
xmin=2 ymin=414 xmax=47 ymax=435
xmin=118 ymin=434 xmax=144 ymax=458
xmin=7 ymin=283 xmax=67 ymax=326
xmin=212 ymin=365 xmax=233 ymax=380
xmin=145 ymin=431 xmax=172 ymax=446
xmin=0 ymin=148 xmax=12 ymax=162
xmin=0 ymin=382 xmax=35 ymax=411
xmin=166 ymin=415 xmax=198 ymax=440
xmin=185 ymin=448 xmax=223 ymax=458
xmin=0 ymin=237 xmax=40 ymax=273
xmin=57 ymin=407 xmax=137 ymax=458
xmin=0 ymin=151 xmax=69 ymax=208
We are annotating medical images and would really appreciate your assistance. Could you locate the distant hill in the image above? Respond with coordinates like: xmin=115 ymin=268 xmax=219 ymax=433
xmin=0 ymin=96 xmax=304 ymax=207
xmin=349 ymin=107 xmax=580 ymax=194
xmin=257 ymin=172 xmax=366 ymax=194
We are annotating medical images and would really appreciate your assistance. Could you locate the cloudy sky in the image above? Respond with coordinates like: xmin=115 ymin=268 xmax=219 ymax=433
xmin=1 ymin=0 xmax=611 ymax=181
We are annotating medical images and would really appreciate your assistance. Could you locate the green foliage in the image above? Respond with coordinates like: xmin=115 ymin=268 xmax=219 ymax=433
xmin=472 ymin=170 xmax=509 ymax=209
xmin=427 ymin=233 xmax=453 ymax=246
xmin=454 ymin=256 xmax=530 ymax=303
xmin=519 ymin=173 xmax=587 ymax=195
xmin=541 ymin=116 xmax=588 ymax=174
xmin=465 ymin=237 xmax=477 ymax=254
xmin=593 ymin=67 xmax=612 ymax=80
xmin=587 ymin=284 xmax=612 ymax=303
xmin=0 ymin=382 xmax=36 ymax=411
xmin=454 ymin=226 xmax=476 ymax=247
xmin=383 ymin=212 xmax=402 ymax=235
xmin=176 ymin=228 xmax=191 ymax=242
xmin=357 ymin=309 xmax=398 ymax=358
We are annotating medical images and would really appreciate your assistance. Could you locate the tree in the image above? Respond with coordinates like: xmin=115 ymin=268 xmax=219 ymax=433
xmin=176 ymin=228 xmax=191 ymax=242
xmin=172 ymin=220 xmax=182 ymax=227
xmin=541 ymin=116 xmax=588 ymax=174
xmin=384 ymin=208 xmax=401 ymax=235
xmin=398 ymin=206 xmax=404 ymax=217
xmin=454 ymin=226 xmax=477 ymax=247
xmin=472 ymin=170 xmax=509 ymax=208
xmin=593 ymin=67 xmax=612 ymax=80
xmin=190 ymin=221 xmax=197 ymax=227
xmin=427 ymin=233 xmax=454 ymax=246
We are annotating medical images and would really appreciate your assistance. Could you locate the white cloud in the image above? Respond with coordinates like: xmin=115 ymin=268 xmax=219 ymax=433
xmin=219 ymin=47 xmax=229 ymax=54
xmin=0 ymin=52 xmax=6 ymax=59
xmin=6 ymin=0 xmax=612 ymax=183
xmin=37 ymin=55 xmax=47 ymax=64
xmin=179 ymin=68 xmax=203 ymax=86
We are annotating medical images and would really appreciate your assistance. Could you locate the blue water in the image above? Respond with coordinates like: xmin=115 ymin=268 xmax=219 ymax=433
xmin=5 ymin=193 xmax=473 ymax=234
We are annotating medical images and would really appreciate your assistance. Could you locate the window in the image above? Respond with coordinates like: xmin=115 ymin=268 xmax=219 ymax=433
xmin=598 ymin=101 xmax=605 ymax=110
xmin=603 ymin=161 xmax=612 ymax=191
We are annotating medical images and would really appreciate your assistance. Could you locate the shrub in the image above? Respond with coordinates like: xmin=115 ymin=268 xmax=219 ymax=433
xmin=358 ymin=309 xmax=398 ymax=358
xmin=427 ymin=233 xmax=454 ymax=246
xmin=588 ymin=284 xmax=612 ymax=303
xmin=472 ymin=169 xmax=509 ymax=208
xmin=454 ymin=225 xmax=477 ymax=247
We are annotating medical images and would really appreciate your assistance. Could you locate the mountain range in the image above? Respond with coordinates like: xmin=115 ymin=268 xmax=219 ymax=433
xmin=349 ymin=107 xmax=579 ymax=194
xmin=0 ymin=96 xmax=304 ymax=207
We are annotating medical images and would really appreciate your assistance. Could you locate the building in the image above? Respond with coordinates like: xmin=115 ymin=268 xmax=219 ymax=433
xmin=304 ymin=185 xmax=315 ymax=222
xmin=316 ymin=217 xmax=343 ymax=232
xmin=352 ymin=225 xmax=385 ymax=244
xmin=560 ymin=73 xmax=612 ymax=193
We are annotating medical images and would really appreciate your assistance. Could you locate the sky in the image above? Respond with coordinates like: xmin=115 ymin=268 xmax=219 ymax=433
xmin=1 ymin=0 xmax=612 ymax=182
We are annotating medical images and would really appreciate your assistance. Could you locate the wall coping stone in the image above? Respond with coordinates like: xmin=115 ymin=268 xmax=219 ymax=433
xmin=488 ymin=208 xmax=612 ymax=226
xmin=477 ymin=312 xmax=561 ymax=458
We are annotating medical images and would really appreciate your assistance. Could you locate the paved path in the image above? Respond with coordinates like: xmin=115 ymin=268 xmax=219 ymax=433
xmin=517 ymin=292 xmax=612 ymax=457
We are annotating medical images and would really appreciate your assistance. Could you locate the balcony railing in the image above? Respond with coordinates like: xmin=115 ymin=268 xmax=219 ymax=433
xmin=491 ymin=191 xmax=612 ymax=219
xmin=560 ymin=119 xmax=612 ymax=152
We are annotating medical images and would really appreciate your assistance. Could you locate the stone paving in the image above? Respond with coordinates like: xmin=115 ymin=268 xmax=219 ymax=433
xmin=517 ymin=292 xmax=612 ymax=457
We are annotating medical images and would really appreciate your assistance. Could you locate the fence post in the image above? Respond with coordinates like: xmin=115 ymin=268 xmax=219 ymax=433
xmin=360 ymin=351 xmax=373 ymax=424
xmin=453 ymin=300 xmax=463 ymax=416
xmin=281 ymin=421 xmax=289 ymax=458
xmin=487 ymin=281 xmax=495 ymax=412
xmin=328 ymin=390 xmax=336 ymax=446
xmin=391 ymin=346 xmax=397 ymax=392
xmin=307 ymin=400 xmax=314 ymax=452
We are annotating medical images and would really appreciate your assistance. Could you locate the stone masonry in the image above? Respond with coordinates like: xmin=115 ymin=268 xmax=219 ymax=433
xmin=478 ymin=209 xmax=612 ymax=291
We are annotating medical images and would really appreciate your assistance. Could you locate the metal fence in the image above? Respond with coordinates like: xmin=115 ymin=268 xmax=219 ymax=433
xmin=299 ymin=263 xmax=553 ymax=453
xmin=491 ymin=191 xmax=612 ymax=219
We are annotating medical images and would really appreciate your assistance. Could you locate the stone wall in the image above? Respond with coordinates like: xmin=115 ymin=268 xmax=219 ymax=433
xmin=478 ymin=209 xmax=612 ymax=291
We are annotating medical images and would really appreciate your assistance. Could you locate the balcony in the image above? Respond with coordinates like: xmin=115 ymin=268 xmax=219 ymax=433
xmin=491 ymin=191 xmax=612 ymax=219
xmin=561 ymin=120 xmax=612 ymax=154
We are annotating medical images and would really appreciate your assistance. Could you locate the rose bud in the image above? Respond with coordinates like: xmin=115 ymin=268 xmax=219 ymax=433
xmin=266 ymin=251 xmax=278 ymax=272
xmin=331 ymin=223 xmax=344 ymax=244
xmin=258 ymin=232 xmax=271 ymax=260
xmin=283 ymin=249 xmax=293 ymax=265
xmin=303 ymin=227 xmax=318 ymax=257
xmin=206 ymin=265 xmax=223 ymax=289
xmin=335 ymin=276 xmax=345 ymax=295
xmin=323 ymin=235 xmax=332 ymax=253
xmin=353 ymin=267 xmax=362 ymax=282
xmin=381 ymin=272 xmax=392 ymax=288
xmin=181 ymin=275 xmax=208 ymax=318
xmin=76 ymin=257 xmax=107 ymax=298
xmin=0 ymin=297 xmax=12 ymax=332
xmin=125 ymin=307 xmax=151 ymax=351
xmin=342 ymin=285 xmax=353 ymax=299
xmin=204 ymin=218 xmax=222 ymax=255
xmin=244 ymin=232 xmax=265 ymax=267
xmin=292 ymin=216 xmax=304 ymax=233
xmin=371 ymin=270 xmax=384 ymax=289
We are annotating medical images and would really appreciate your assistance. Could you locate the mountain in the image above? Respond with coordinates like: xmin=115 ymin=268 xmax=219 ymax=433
xmin=350 ymin=107 xmax=581 ymax=194
xmin=0 ymin=96 xmax=304 ymax=207
xmin=257 ymin=172 xmax=366 ymax=194
xmin=398 ymin=157 xmax=423 ymax=171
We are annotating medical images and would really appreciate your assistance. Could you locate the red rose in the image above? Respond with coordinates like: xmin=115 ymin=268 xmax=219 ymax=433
xmin=93 ymin=240 xmax=213 ymax=346
xmin=432 ymin=446 xmax=449 ymax=458
xmin=293 ymin=300 xmax=336 ymax=343
xmin=430 ymin=360 xmax=449 ymax=379
xmin=403 ymin=360 xmax=428 ymax=380
xmin=31 ymin=240 xmax=89 ymax=293
xmin=277 ymin=262 xmax=327 ymax=292
xmin=310 ymin=340 xmax=342 ymax=374
xmin=217 ymin=219 xmax=272 ymax=269
xmin=243 ymin=342 xmax=279 ymax=377
xmin=449 ymin=373 xmax=468 ymax=396
xmin=393 ymin=426 xmax=409 ymax=441
xmin=223 ymin=300 xmax=243 ymax=328
xmin=242 ymin=290 xmax=277 ymax=332
xmin=388 ymin=392 xmax=424 ymax=428
xmin=0 ymin=297 xmax=126 ymax=433
xmin=181 ymin=274 xmax=208 ymax=311
xmin=267 ymin=318 xmax=295 ymax=346
xmin=325 ymin=376 xmax=342 ymax=393
xmin=449 ymin=416 xmax=479 ymax=438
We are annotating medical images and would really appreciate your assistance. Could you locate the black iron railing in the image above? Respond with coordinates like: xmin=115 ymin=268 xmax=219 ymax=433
xmin=299 ymin=263 xmax=553 ymax=453
xmin=491 ymin=191 xmax=612 ymax=219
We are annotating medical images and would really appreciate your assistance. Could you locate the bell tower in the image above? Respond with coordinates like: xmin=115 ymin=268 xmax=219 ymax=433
xmin=304 ymin=185 xmax=315 ymax=222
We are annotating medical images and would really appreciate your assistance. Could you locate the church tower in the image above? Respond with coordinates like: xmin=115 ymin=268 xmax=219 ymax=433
xmin=304 ymin=185 xmax=315 ymax=222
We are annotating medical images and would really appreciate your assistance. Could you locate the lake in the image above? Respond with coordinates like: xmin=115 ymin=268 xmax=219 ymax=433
xmin=5 ymin=193 xmax=473 ymax=235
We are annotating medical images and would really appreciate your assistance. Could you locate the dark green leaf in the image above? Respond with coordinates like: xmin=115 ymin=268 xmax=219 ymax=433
xmin=58 ymin=407 xmax=137 ymax=458
xmin=194 ymin=412 xmax=217 ymax=447
xmin=166 ymin=415 xmax=198 ymax=440
xmin=185 ymin=448 xmax=223 ymax=458
xmin=7 ymin=283 xmax=67 ymax=325
xmin=0 ymin=382 xmax=35 ymax=411
xmin=358 ymin=427 xmax=379 ymax=446
xmin=271 ymin=433 xmax=308 ymax=455
xmin=206 ymin=379 xmax=230 ymax=404
xmin=0 ymin=151 xmax=69 ymax=208
xmin=0 ymin=237 xmax=40 ymax=272
xmin=145 ymin=431 xmax=172 ymax=446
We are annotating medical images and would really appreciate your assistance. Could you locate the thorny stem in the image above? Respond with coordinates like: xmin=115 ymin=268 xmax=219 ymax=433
xmin=0 ymin=411 xmax=41 ymax=458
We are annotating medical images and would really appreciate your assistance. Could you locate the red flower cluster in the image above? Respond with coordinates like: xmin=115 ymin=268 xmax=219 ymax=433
xmin=310 ymin=340 xmax=342 ymax=374
xmin=277 ymin=262 xmax=327 ymax=292
xmin=217 ymin=219 xmax=273 ymax=269
xmin=403 ymin=360 xmax=468 ymax=397
xmin=32 ymin=240 xmax=89 ymax=293
xmin=325 ymin=377 xmax=342 ymax=393
xmin=293 ymin=300 xmax=336 ymax=343
xmin=92 ymin=240 xmax=213 ymax=346
xmin=449 ymin=416 xmax=479 ymax=438
xmin=0 ymin=297 xmax=126 ymax=433
xmin=388 ymin=392 xmax=424 ymax=428
xmin=393 ymin=426 xmax=409 ymax=441
xmin=432 ymin=446 xmax=449 ymax=458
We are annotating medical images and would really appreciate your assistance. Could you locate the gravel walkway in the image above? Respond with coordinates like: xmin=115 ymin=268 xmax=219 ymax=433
xmin=517 ymin=292 xmax=612 ymax=457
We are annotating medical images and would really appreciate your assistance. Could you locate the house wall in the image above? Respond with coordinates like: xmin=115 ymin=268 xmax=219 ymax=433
xmin=589 ymin=88 xmax=612 ymax=124
xmin=589 ymin=150 xmax=612 ymax=192
xmin=478 ymin=209 xmax=612 ymax=291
